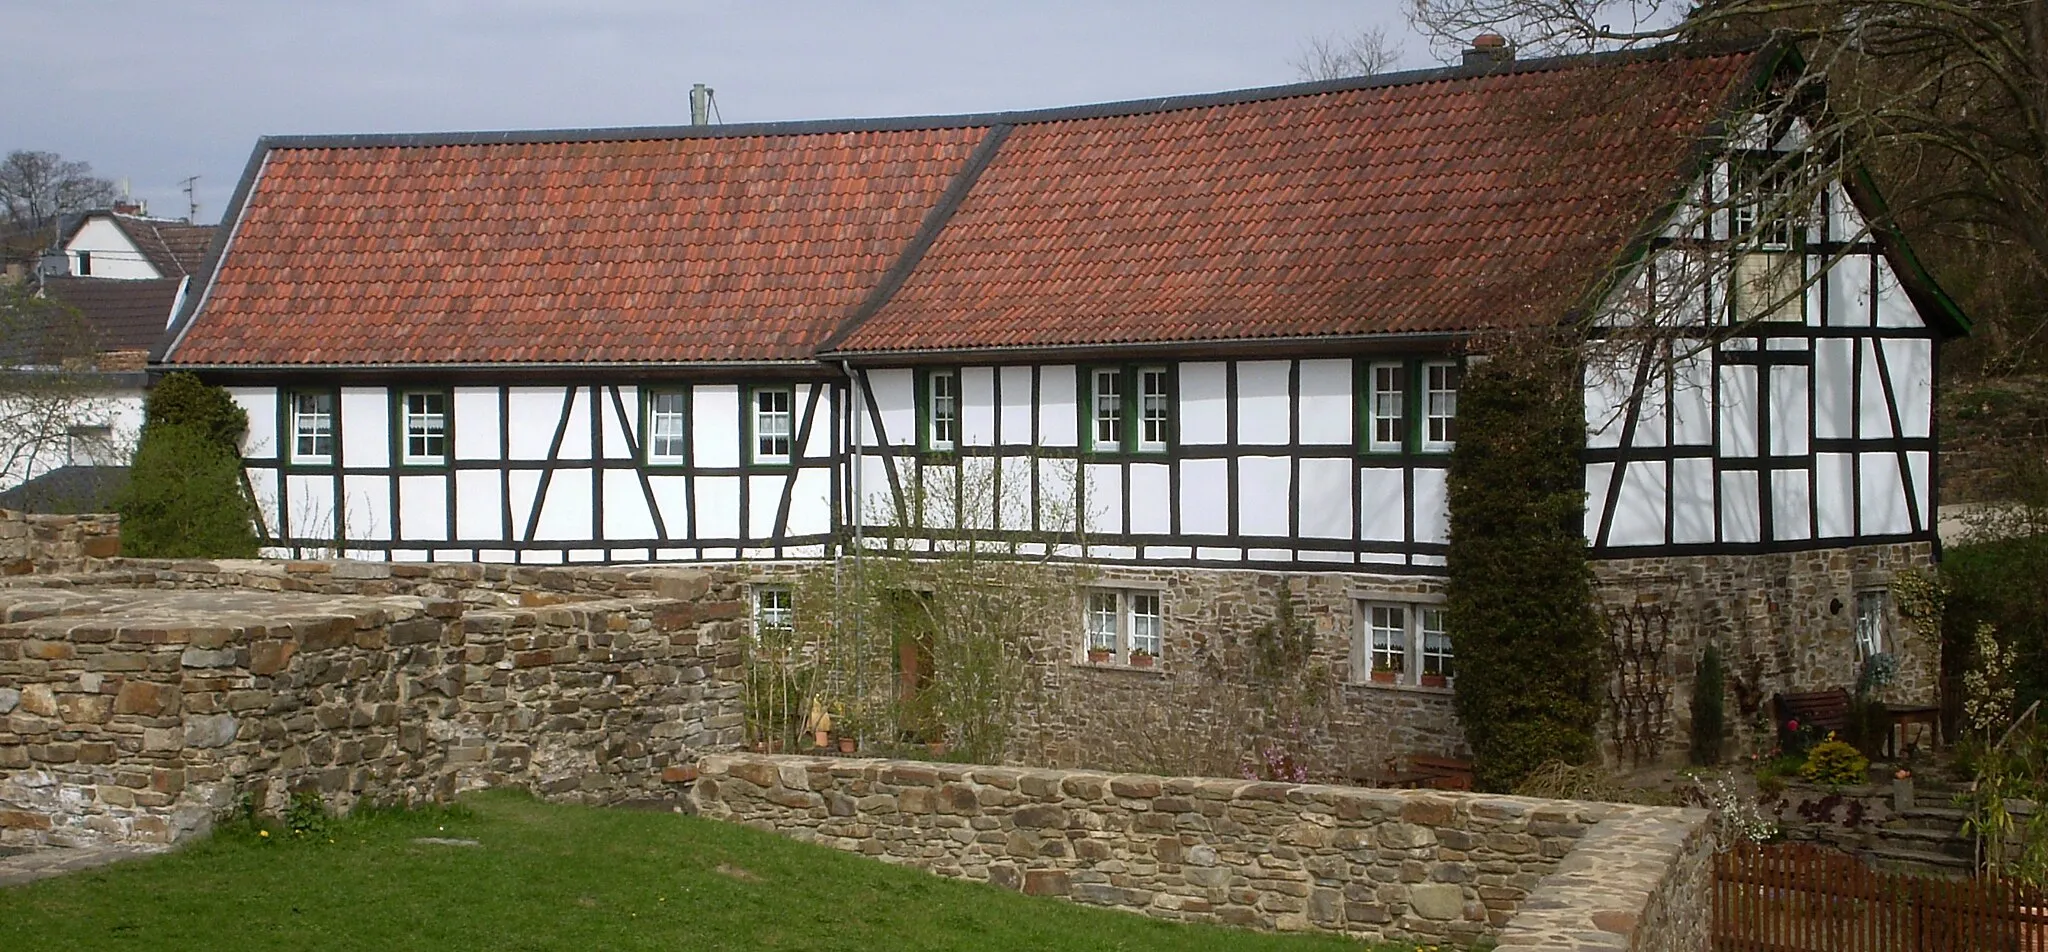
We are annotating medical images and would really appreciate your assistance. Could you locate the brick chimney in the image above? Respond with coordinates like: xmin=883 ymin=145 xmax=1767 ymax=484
xmin=1463 ymin=33 xmax=1514 ymax=68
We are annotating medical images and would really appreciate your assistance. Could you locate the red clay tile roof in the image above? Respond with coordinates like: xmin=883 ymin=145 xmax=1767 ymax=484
xmin=169 ymin=129 xmax=989 ymax=365
xmin=832 ymin=49 xmax=1761 ymax=353
xmin=167 ymin=44 xmax=1766 ymax=366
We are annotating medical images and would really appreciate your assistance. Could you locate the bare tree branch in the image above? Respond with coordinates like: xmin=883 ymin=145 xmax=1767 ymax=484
xmin=1293 ymin=24 xmax=1406 ymax=80
xmin=0 ymin=150 xmax=117 ymax=241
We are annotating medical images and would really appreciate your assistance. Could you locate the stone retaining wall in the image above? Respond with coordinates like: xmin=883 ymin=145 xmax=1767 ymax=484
xmin=0 ymin=510 xmax=120 ymax=576
xmin=692 ymin=753 xmax=1713 ymax=949
xmin=0 ymin=581 xmax=745 ymax=847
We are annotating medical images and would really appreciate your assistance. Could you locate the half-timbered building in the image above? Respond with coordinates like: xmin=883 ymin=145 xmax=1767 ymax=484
xmin=156 ymin=39 xmax=1964 ymax=767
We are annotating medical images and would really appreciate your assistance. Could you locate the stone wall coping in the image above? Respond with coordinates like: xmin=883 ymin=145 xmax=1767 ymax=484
xmin=1494 ymin=805 xmax=1714 ymax=952
xmin=696 ymin=753 xmax=1618 ymax=823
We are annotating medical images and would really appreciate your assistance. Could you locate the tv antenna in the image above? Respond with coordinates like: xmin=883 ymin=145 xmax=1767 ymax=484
xmin=180 ymin=176 xmax=200 ymax=222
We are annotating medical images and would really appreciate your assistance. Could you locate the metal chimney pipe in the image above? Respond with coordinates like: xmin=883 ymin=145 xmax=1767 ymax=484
xmin=689 ymin=83 xmax=713 ymax=126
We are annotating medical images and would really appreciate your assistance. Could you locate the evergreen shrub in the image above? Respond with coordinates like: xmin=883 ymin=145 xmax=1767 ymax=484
xmin=1445 ymin=345 xmax=1604 ymax=792
xmin=118 ymin=373 xmax=260 ymax=558
xmin=1690 ymin=643 xmax=1726 ymax=766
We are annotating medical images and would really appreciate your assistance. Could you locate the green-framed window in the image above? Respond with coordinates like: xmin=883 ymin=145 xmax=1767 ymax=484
xmin=1360 ymin=358 xmax=1461 ymax=455
xmin=916 ymin=368 xmax=959 ymax=453
xmin=750 ymin=386 xmax=793 ymax=465
xmin=1082 ymin=365 xmax=1170 ymax=454
xmin=644 ymin=388 xmax=688 ymax=466
xmin=289 ymin=389 xmax=338 ymax=464
xmin=397 ymin=389 xmax=450 ymax=465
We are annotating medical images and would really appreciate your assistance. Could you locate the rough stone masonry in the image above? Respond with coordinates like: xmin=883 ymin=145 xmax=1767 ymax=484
xmin=692 ymin=753 xmax=1714 ymax=951
xmin=0 ymin=575 xmax=746 ymax=847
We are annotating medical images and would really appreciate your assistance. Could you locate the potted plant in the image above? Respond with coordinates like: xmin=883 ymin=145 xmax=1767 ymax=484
xmin=1130 ymin=648 xmax=1156 ymax=668
xmin=1087 ymin=645 xmax=1113 ymax=664
xmin=1420 ymin=668 xmax=1448 ymax=689
xmin=838 ymin=734 xmax=858 ymax=754
xmin=1371 ymin=659 xmax=1401 ymax=684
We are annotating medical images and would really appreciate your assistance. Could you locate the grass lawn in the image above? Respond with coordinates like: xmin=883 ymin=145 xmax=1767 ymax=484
xmin=0 ymin=790 xmax=1406 ymax=951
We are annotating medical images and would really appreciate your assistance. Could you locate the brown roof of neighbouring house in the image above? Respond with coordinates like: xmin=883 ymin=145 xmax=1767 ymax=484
xmin=115 ymin=216 xmax=215 ymax=278
xmin=164 ymin=43 xmax=1774 ymax=367
xmin=39 ymin=276 xmax=181 ymax=353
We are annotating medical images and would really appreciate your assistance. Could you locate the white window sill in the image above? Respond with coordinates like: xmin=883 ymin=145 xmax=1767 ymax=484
xmin=1355 ymin=678 xmax=1455 ymax=696
xmin=1073 ymin=658 xmax=1166 ymax=675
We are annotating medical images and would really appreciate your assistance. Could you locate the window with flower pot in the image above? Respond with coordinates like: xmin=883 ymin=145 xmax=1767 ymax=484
xmin=1082 ymin=589 xmax=1163 ymax=667
xmin=1356 ymin=599 xmax=1452 ymax=688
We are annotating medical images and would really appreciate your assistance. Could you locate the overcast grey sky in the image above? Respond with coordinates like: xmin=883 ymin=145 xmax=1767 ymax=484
xmin=4 ymin=1 xmax=1425 ymax=225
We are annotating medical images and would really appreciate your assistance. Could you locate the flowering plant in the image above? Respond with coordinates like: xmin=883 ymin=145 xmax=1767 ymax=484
xmin=1241 ymin=743 xmax=1310 ymax=783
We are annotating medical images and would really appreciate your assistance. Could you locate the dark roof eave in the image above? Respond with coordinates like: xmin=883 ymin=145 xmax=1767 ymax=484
xmin=820 ymin=329 xmax=1480 ymax=365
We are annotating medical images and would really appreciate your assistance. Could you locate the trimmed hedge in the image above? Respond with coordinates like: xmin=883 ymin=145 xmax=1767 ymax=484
xmin=1446 ymin=348 xmax=1604 ymax=792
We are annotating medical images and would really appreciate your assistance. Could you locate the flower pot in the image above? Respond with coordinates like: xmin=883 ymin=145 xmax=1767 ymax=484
xmin=1131 ymin=654 xmax=1155 ymax=668
xmin=1420 ymin=674 xmax=1448 ymax=689
xmin=838 ymin=736 xmax=857 ymax=754
xmin=1087 ymin=649 xmax=1112 ymax=664
xmin=1370 ymin=670 xmax=1398 ymax=684
xmin=813 ymin=729 xmax=831 ymax=749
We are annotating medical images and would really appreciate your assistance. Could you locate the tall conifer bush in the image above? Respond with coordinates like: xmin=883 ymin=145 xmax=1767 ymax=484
xmin=1445 ymin=346 xmax=1604 ymax=792
xmin=1691 ymin=643 xmax=1726 ymax=766
xmin=117 ymin=372 xmax=261 ymax=558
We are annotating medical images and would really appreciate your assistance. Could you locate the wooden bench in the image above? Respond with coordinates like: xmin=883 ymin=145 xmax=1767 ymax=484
xmin=1370 ymin=753 xmax=1475 ymax=791
xmin=1774 ymin=688 xmax=1852 ymax=736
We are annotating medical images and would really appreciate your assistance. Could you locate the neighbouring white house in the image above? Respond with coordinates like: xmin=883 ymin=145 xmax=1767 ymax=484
xmin=153 ymin=39 xmax=1966 ymax=770
xmin=60 ymin=210 xmax=213 ymax=281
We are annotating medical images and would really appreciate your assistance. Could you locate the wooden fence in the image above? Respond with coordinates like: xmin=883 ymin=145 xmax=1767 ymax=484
xmin=1714 ymin=842 xmax=2048 ymax=951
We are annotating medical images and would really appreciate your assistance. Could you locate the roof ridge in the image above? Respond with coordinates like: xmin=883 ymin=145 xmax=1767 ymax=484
xmin=250 ymin=39 xmax=1769 ymax=151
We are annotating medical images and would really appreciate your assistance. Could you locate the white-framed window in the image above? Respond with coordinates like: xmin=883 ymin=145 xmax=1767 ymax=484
xmin=401 ymin=391 xmax=447 ymax=464
xmin=752 ymin=584 xmax=793 ymax=645
xmin=1092 ymin=368 xmax=1123 ymax=449
xmin=1731 ymin=156 xmax=1801 ymax=251
xmin=1368 ymin=362 xmax=1408 ymax=452
xmin=753 ymin=387 xmax=792 ymax=464
xmin=1419 ymin=606 xmax=1453 ymax=680
xmin=927 ymin=370 xmax=957 ymax=451
xmin=1081 ymin=588 xmax=1165 ymax=664
xmin=1358 ymin=599 xmax=1453 ymax=687
xmin=1730 ymin=156 xmax=1806 ymax=324
xmin=1086 ymin=592 xmax=1119 ymax=654
xmin=647 ymin=390 xmax=687 ymax=464
xmin=1422 ymin=362 xmax=1460 ymax=451
xmin=1367 ymin=604 xmax=1407 ymax=678
xmin=291 ymin=391 xmax=335 ymax=463
xmin=1138 ymin=367 xmax=1169 ymax=452
xmin=1854 ymin=590 xmax=1889 ymax=662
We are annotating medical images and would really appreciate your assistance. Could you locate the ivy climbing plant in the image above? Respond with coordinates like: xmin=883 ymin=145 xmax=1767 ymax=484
xmin=1445 ymin=343 xmax=1605 ymax=792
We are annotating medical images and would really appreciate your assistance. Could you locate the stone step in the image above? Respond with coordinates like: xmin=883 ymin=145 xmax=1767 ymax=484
xmin=1866 ymin=830 xmax=1976 ymax=863
xmin=1873 ymin=825 xmax=1968 ymax=847
xmin=1865 ymin=846 xmax=1975 ymax=875
xmin=1896 ymin=805 xmax=1970 ymax=827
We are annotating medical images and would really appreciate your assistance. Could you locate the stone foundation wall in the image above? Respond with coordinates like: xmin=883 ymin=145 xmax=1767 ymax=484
xmin=0 ymin=510 xmax=120 ymax=576
xmin=39 ymin=558 xmax=1465 ymax=783
xmin=0 ymin=579 xmax=745 ymax=847
xmin=692 ymin=753 xmax=1713 ymax=948
xmin=1591 ymin=542 xmax=1936 ymax=766
xmin=1010 ymin=567 xmax=1463 ymax=782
